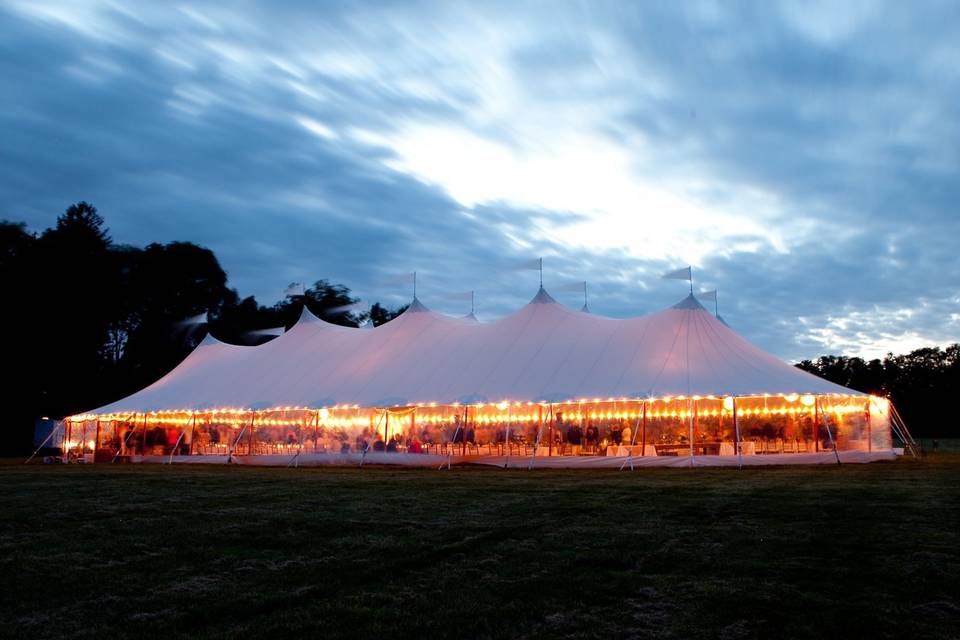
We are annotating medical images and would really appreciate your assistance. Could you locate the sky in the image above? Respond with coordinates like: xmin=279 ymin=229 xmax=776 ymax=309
xmin=2 ymin=1 xmax=959 ymax=361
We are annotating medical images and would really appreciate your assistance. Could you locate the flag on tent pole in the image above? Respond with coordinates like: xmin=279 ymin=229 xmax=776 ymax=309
xmin=283 ymin=282 xmax=305 ymax=297
xmin=326 ymin=300 xmax=367 ymax=315
xmin=510 ymin=257 xmax=543 ymax=286
xmin=376 ymin=272 xmax=416 ymax=286
xmin=662 ymin=266 xmax=692 ymax=293
xmin=441 ymin=290 xmax=475 ymax=314
xmin=441 ymin=290 xmax=474 ymax=300
xmin=248 ymin=326 xmax=285 ymax=337
xmin=554 ymin=280 xmax=588 ymax=312
xmin=512 ymin=258 xmax=542 ymax=271
xmin=177 ymin=312 xmax=208 ymax=327
xmin=698 ymin=289 xmax=720 ymax=316
xmin=554 ymin=280 xmax=586 ymax=292
xmin=662 ymin=266 xmax=691 ymax=281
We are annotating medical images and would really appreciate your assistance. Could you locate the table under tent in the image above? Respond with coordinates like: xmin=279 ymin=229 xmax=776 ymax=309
xmin=62 ymin=289 xmax=914 ymax=468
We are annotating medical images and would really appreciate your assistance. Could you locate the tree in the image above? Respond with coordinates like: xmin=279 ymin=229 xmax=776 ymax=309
xmin=367 ymin=302 xmax=409 ymax=326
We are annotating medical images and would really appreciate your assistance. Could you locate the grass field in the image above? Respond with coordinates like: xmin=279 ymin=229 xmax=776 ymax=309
xmin=2 ymin=453 xmax=958 ymax=639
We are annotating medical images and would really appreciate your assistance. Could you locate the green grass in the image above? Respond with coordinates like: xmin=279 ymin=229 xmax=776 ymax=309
xmin=1 ymin=453 xmax=958 ymax=640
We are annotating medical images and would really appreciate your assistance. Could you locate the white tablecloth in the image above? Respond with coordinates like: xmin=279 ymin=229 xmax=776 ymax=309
xmin=719 ymin=442 xmax=756 ymax=456
xmin=606 ymin=445 xmax=658 ymax=457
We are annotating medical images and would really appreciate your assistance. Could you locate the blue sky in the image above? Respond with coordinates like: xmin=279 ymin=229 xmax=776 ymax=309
xmin=2 ymin=1 xmax=959 ymax=360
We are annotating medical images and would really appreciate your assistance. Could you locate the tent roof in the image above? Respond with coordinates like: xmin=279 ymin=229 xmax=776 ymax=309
xmin=87 ymin=289 xmax=862 ymax=414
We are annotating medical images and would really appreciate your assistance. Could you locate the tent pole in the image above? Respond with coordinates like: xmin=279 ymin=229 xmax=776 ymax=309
xmin=503 ymin=407 xmax=512 ymax=469
xmin=112 ymin=415 xmax=138 ymax=463
xmin=314 ymin=410 xmax=320 ymax=452
xmin=168 ymin=429 xmax=186 ymax=464
xmin=641 ymin=401 xmax=647 ymax=456
xmin=865 ymin=400 xmax=872 ymax=452
xmin=227 ymin=424 xmax=246 ymax=463
xmin=188 ymin=412 xmax=197 ymax=456
xmin=816 ymin=398 xmax=842 ymax=465
xmin=733 ymin=398 xmax=743 ymax=470
xmin=619 ymin=402 xmax=644 ymax=471
xmin=247 ymin=412 xmax=254 ymax=457
xmin=813 ymin=402 xmax=820 ymax=452
xmin=65 ymin=419 xmax=72 ymax=460
xmin=94 ymin=419 xmax=102 ymax=463
xmin=141 ymin=413 xmax=148 ymax=456
xmin=529 ymin=405 xmax=550 ymax=470
xmin=445 ymin=407 xmax=466 ymax=470
xmin=361 ymin=410 xmax=385 ymax=467
xmin=545 ymin=405 xmax=552 ymax=457
xmin=688 ymin=399 xmax=695 ymax=467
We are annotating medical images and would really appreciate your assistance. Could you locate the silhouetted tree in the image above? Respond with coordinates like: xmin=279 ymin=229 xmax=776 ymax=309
xmin=367 ymin=302 xmax=409 ymax=326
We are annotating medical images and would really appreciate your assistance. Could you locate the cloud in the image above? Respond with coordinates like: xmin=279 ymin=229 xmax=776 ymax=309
xmin=1 ymin=1 xmax=959 ymax=360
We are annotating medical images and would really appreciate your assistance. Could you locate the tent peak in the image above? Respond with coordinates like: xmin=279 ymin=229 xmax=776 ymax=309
xmin=296 ymin=305 xmax=323 ymax=324
xmin=197 ymin=333 xmax=223 ymax=347
xmin=530 ymin=287 xmax=557 ymax=304
xmin=672 ymin=293 xmax=707 ymax=311
xmin=407 ymin=297 xmax=430 ymax=313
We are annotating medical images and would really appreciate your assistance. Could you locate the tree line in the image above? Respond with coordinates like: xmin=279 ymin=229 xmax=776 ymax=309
xmin=2 ymin=202 xmax=954 ymax=453
xmin=795 ymin=349 xmax=958 ymax=438
xmin=1 ymin=203 xmax=406 ymax=454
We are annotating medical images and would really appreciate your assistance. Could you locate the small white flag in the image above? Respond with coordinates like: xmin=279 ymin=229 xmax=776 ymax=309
xmin=377 ymin=272 xmax=416 ymax=287
xmin=441 ymin=290 xmax=474 ymax=301
xmin=178 ymin=312 xmax=208 ymax=327
xmin=249 ymin=326 xmax=285 ymax=337
xmin=697 ymin=289 xmax=717 ymax=302
xmin=327 ymin=300 xmax=366 ymax=314
xmin=661 ymin=266 xmax=691 ymax=281
xmin=283 ymin=282 xmax=305 ymax=297
xmin=511 ymin=258 xmax=542 ymax=271
xmin=554 ymin=280 xmax=586 ymax=292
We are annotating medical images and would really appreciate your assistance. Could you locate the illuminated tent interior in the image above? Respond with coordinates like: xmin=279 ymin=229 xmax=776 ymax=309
xmin=63 ymin=289 xmax=906 ymax=468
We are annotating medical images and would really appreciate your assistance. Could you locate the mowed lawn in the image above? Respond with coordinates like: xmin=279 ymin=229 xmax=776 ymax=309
xmin=1 ymin=453 xmax=958 ymax=640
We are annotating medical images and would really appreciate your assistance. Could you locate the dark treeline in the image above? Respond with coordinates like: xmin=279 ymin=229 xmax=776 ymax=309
xmin=795 ymin=349 xmax=959 ymax=438
xmin=2 ymin=203 xmax=954 ymax=454
xmin=1 ymin=203 xmax=406 ymax=454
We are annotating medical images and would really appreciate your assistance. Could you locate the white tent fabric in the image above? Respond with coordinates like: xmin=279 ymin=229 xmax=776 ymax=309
xmin=90 ymin=289 xmax=860 ymax=414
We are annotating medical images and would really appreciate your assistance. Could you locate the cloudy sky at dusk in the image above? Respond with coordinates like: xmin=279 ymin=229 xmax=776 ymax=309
xmin=2 ymin=1 xmax=959 ymax=361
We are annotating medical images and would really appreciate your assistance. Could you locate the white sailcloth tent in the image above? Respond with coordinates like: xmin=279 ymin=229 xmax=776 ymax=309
xmin=66 ymin=289 xmax=897 ymax=468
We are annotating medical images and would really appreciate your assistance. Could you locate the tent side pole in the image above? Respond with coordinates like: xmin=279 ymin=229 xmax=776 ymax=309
xmin=865 ymin=401 xmax=872 ymax=452
xmin=93 ymin=419 xmax=102 ymax=463
xmin=112 ymin=415 xmax=138 ymax=462
xmin=688 ymin=399 xmax=695 ymax=467
xmin=188 ymin=413 xmax=197 ymax=456
xmin=503 ymin=408 xmax=512 ymax=469
xmin=641 ymin=401 xmax=647 ymax=456
xmin=816 ymin=398 xmax=842 ymax=465
xmin=620 ymin=402 xmax=644 ymax=471
xmin=814 ymin=402 xmax=820 ymax=452
xmin=733 ymin=398 xmax=743 ymax=470
xmin=141 ymin=413 xmax=148 ymax=455
xmin=529 ymin=406 xmax=545 ymax=470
